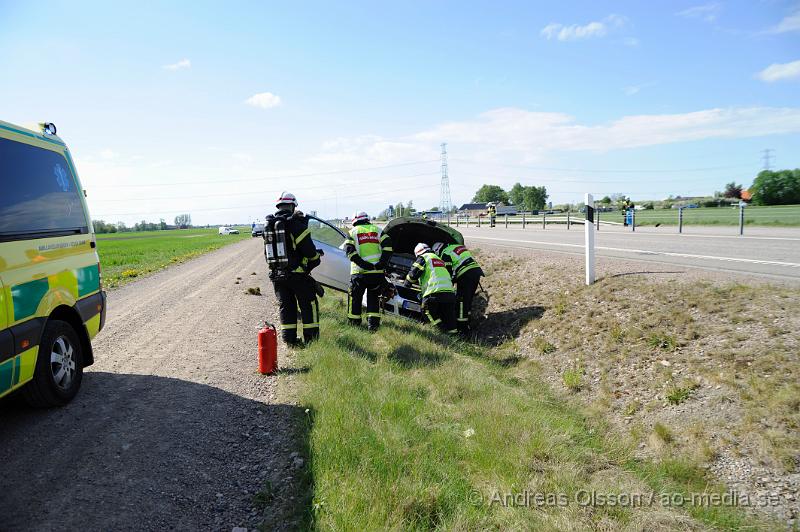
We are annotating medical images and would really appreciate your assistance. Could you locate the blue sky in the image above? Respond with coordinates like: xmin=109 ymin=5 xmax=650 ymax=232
xmin=1 ymin=0 xmax=799 ymax=224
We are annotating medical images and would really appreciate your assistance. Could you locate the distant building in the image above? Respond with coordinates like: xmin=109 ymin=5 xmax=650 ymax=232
xmin=458 ymin=202 xmax=487 ymax=216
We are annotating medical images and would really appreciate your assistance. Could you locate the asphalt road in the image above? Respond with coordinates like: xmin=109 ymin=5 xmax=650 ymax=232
xmin=457 ymin=224 xmax=800 ymax=282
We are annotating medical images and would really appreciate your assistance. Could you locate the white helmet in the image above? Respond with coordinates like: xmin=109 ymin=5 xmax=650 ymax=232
xmin=352 ymin=211 xmax=369 ymax=224
xmin=275 ymin=191 xmax=298 ymax=209
xmin=414 ymin=243 xmax=431 ymax=257
xmin=432 ymin=242 xmax=446 ymax=256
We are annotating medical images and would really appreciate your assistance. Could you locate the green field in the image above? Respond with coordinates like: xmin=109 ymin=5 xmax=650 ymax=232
xmin=288 ymin=294 xmax=770 ymax=530
xmin=96 ymin=227 xmax=250 ymax=288
xmin=598 ymin=205 xmax=800 ymax=226
xmin=447 ymin=205 xmax=800 ymax=228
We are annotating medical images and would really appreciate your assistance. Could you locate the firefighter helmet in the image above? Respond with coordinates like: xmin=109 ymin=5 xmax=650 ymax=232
xmin=352 ymin=211 xmax=369 ymax=224
xmin=275 ymin=191 xmax=298 ymax=209
xmin=432 ymin=242 xmax=446 ymax=256
xmin=414 ymin=243 xmax=431 ymax=257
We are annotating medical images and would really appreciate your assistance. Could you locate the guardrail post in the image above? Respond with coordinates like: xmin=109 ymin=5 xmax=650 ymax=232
xmin=567 ymin=211 xmax=571 ymax=230
xmin=596 ymin=209 xmax=600 ymax=231
xmin=631 ymin=209 xmax=635 ymax=232
xmin=478 ymin=215 xmax=481 ymax=228
xmin=522 ymin=213 xmax=526 ymax=229
xmin=678 ymin=207 xmax=683 ymax=234
xmin=543 ymin=212 xmax=546 ymax=229
xmin=585 ymin=194 xmax=596 ymax=285
xmin=505 ymin=214 xmax=508 ymax=228
xmin=739 ymin=203 xmax=745 ymax=236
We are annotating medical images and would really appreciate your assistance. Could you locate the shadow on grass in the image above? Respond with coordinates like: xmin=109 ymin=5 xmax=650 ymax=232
xmin=388 ymin=344 xmax=447 ymax=368
xmin=335 ymin=335 xmax=379 ymax=362
xmin=473 ymin=305 xmax=545 ymax=347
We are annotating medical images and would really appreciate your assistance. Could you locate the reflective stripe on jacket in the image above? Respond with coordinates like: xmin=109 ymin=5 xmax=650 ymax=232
xmin=442 ymin=244 xmax=480 ymax=279
xmin=418 ymin=252 xmax=454 ymax=297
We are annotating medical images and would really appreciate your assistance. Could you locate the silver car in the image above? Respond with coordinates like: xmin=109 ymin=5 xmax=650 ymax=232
xmin=308 ymin=216 xmax=485 ymax=319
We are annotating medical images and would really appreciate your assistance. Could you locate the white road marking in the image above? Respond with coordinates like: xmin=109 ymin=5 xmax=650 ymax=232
xmin=465 ymin=235 xmax=800 ymax=268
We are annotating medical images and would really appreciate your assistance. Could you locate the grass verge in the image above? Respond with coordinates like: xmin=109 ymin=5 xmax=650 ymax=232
xmin=293 ymin=294 xmax=771 ymax=530
xmin=96 ymin=228 xmax=250 ymax=288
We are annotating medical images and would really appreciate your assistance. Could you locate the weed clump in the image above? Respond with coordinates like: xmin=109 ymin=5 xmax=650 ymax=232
xmin=562 ymin=365 xmax=583 ymax=391
xmin=246 ymin=287 xmax=262 ymax=296
xmin=648 ymin=332 xmax=677 ymax=351
xmin=533 ymin=337 xmax=556 ymax=355
xmin=653 ymin=422 xmax=673 ymax=443
xmin=666 ymin=386 xmax=692 ymax=405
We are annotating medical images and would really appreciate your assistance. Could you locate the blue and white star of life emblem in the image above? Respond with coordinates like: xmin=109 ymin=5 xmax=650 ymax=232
xmin=54 ymin=164 xmax=70 ymax=192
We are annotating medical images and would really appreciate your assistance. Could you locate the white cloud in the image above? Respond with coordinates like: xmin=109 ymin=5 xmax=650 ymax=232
xmin=757 ymin=60 xmax=800 ymax=82
xmin=99 ymin=149 xmax=118 ymax=160
xmin=676 ymin=3 xmax=721 ymax=22
xmin=314 ymin=106 xmax=800 ymax=169
xmin=540 ymin=14 xmax=626 ymax=41
xmin=623 ymin=37 xmax=640 ymax=47
xmin=163 ymin=58 xmax=191 ymax=70
xmin=244 ymin=92 xmax=282 ymax=109
xmin=232 ymin=152 xmax=253 ymax=164
xmin=768 ymin=10 xmax=800 ymax=33
xmin=623 ymin=82 xmax=655 ymax=96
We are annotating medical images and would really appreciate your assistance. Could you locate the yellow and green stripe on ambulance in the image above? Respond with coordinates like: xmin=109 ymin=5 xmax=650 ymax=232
xmin=0 ymin=120 xmax=106 ymax=407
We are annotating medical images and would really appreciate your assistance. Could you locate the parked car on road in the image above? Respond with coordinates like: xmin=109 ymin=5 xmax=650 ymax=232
xmin=251 ymin=223 xmax=264 ymax=237
xmin=0 ymin=120 xmax=106 ymax=406
xmin=308 ymin=216 xmax=487 ymax=319
xmin=218 ymin=226 xmax=239 ymax=235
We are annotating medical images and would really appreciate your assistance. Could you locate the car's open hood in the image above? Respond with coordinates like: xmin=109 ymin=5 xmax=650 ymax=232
xmin=383 ymin=217 xmax=464 ymax=254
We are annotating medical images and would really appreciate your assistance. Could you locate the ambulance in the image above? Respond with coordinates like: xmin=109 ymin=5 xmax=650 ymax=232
xmin=0 ymin=120 xmax=106 ymax=406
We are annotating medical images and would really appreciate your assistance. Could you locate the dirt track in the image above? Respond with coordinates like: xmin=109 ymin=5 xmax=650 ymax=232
xmin=0 ymin=239 xmax=306 ymax=531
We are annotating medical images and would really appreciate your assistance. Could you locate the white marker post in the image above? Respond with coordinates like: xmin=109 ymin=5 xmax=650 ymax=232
xmin=585 ymin=193 xmax=596 ymax=285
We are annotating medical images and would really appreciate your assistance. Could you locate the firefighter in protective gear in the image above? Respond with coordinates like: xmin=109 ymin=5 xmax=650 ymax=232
xmin=433 ymin=242 xmax=484 ymax=333
xmin=344 ymin=212 xmax=392 ymax=331
xmin=403 ymin=243 xmax=457 ymax=334
xmin=487 ymin=203 xmax=497 ymax=227
xmin=264 ymin=192 xmax=321 ymax=346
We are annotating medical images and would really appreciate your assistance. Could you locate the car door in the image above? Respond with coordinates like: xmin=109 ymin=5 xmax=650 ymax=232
xmin=307 ymin=216 xmax=350 ymax=292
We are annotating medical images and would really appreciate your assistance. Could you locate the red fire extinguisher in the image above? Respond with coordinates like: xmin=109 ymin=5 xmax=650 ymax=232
xmin=258 ymin=322 xmax=278 ymax=375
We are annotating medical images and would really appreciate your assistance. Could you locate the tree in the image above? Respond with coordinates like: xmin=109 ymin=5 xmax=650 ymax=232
xmin=472 ymin=184 xmax=509 ymax=204
xmin=600 ymin=196 xmax=612 ymax=204
xmin=508 ymin=183 xmax=525 ymax=207
xmin=522 ymin=186 xmax=548 ymax=211
xmin=750 ymin=169 xmax=800 ymax=206
xmin=92 ymin=220 xmax=116 ymax=233
xmin=723 ymin=182 xmax=743 ymax=199
xmin=174 ymin=214 xmax=192 ymax=228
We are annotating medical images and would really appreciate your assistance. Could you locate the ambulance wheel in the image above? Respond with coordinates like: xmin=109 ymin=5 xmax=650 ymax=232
xmin=22 ymin=320 xmax=84 ymax=407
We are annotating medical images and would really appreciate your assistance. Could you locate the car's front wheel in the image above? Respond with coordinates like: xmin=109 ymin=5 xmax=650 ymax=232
xmin=22 ymin=320 xmax=84 ymax=407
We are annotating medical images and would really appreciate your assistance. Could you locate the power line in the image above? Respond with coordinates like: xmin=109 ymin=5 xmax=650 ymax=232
xmin=450 ymin=158 xmax=753 ymax=174
xmin=454 ymin=169 xmax=732 ymax=184
xmin=86 ymin=159 xmax=440 ymax=188
xmin=91 ymin=182 xmax=440 ymax=218
xmin=89 ymin=171 xmax=441 ymax=203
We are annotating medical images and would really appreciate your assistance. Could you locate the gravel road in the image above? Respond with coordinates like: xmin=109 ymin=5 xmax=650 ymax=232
xmin=0 ymin=239 xmax=307 ymax=531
